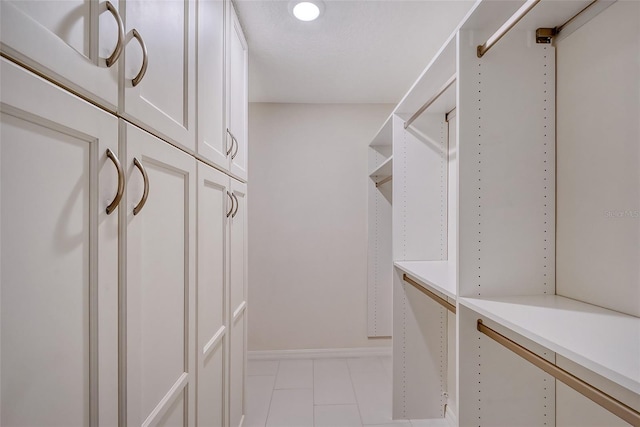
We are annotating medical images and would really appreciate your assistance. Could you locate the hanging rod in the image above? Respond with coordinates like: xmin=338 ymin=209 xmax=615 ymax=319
xmin=404 ymin=74 xmax=456 ymax=129
xmin=403 ymin=274 xmax=456 ymax=314
xmin=477 ymin=320 xmax=640 ymax=426
xmin=477 ymin=0 xmax=542 ymax=58
xmin=375 ymin=176 xmax=392 ymax=188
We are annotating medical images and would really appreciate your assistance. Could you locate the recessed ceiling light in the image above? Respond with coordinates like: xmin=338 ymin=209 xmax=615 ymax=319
xmin=292 ymin=1 xmax=321 ymax=21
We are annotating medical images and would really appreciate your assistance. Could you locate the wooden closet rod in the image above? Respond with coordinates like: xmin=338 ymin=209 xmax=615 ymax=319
xmin=477 ymin=320 xmax=640 ymax=426
xmin=403 ymin=274 xmax=456 ymax=314
xmin=404 ymin=74 xmax=456 ymax=129
xmin=477 ymin=0 xmax=541 ymax=58
xmin=375 ymin=176 xmax=392 ymax=188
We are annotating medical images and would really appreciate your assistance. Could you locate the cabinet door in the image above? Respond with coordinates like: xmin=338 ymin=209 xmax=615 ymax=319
xmin=122 ymin=0 xmax=196 ymax=151
xmin=0 ymin=58 xmax=119 ymax=426
xmin=229 ymin=180 xmax=247 ymax=427
xmin=197 ymin=161 xmax=230 ymax=427
xmin=0 ymin=0 xmax=121 ymax=110
xmin=124 ymin=122 xmax=196 ymax=427
xmin=197 ymin=0 xmax=229 ymax=171
xmin=227 ymin=3 xmax=248 ymax=181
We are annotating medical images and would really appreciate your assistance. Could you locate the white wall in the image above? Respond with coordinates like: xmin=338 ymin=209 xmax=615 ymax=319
xmin=248 ymin=102 xmax=393 ymax=351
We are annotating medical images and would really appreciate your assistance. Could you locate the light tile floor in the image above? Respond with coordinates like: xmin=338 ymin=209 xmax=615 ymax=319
xmin=245 ymin=356 xmax=450 ymax=427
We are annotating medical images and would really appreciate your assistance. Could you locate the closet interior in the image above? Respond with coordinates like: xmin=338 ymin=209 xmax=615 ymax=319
xmin=367 ymin=0 xmax=640 ymax=426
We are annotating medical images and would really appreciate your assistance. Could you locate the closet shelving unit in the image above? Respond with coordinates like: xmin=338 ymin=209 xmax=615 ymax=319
xmin=367 ymin=115 xmax=393 ymax=337
xmin=372 ymin=0 xmax=640 ymax=425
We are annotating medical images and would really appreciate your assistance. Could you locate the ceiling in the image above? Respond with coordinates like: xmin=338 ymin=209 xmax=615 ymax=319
xmin=234 ymin=0 xmax=475 ymax=104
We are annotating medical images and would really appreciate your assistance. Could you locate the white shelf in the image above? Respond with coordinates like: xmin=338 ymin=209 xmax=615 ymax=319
xmin=369 ymin=156 xmax=392 ymax=180
xmin=460 ymin=295 xmax=640 ymax=395
xmin=369 ymin=115 xmax=393 ymax=147
xmin=394 ymin=261 xmax=456 ymax=301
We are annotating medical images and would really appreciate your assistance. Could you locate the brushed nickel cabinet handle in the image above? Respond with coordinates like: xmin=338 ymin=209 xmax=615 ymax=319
xmin=231 ymin=193 xmax=239 ymax=218
xmin=105 ymin=1 xmax=124 ymax=67
xmin=105 ymin=148 xmax=125 ymax=214
xmin=231 ymin=135 xmax=239 ymax=160
xmin=131 ymin=29 xmax=148 ymax=87
xmin=226 ymin=129 xmax=235 ymax=156
xmin=133 ymin=157 xmax=149 ymax=215
xmin=226 ymin=191 xmax=234 ymax=218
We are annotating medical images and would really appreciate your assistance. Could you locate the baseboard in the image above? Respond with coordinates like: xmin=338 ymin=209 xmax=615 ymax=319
xmin=248 ymin=346 xmax=392 ymax=360
xmin=445 ymin=404 xmax=458 ymax=427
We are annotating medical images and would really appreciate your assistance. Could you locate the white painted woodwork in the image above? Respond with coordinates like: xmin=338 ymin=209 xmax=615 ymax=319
xmin=124 ymin=122 xmax=196 ymax=427
xmin=229 ymin=179 xmax=247 ymax=426
xmin=369 ymin=115 xmax=393 ymax=147
xmin=197 ymin=0 xmax=228 ymax=170
xmin=457 ymin=28 xmax=555 ymax=299
xmin=458 ymin=304 xmax=556 ymax=427
xmin=460 ymin=295 xmax=640 ymax=400
xmin=447 ymin=112 xmax=457 ymax=269
xmin=197 ymin=161 xmax=230 ymax=427
xmin=0 ymin=58 xmax=118 ymax=426
xmin=0 ymin=0 xmax=120 ymax=109
xmin=122 ymin=0 xmax=196 ymax=151
xmin=230 ymin=311 xmax=246 ymax=427
xmin=367 ymin=128 xmax=393 ymax=337
xmin=227 ymin=3 xmax=248 ymax=181
xmin=392 ymin=113 xmax=447 ymax=262
xmin=392 ymin=267 xmax=447 ymax=419
xmin=394 ymin=261 xmax=456 ymax=301
xmin=556 ymin=0 xmax=640 ymax=318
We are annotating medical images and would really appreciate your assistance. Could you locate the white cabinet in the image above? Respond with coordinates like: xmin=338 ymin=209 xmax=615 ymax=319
xmin=196 ymin=161 xmax=247 ymax=427
xmin=0 ymin=57 xmax=119 ymax=426
xmin=0 ymin=0 xmax=122 ymax=110
xmin=197 ymin=0 xmax=228 ymax=171
xmin=0 ymin=1 xmax=248 ymax=424
xmin=122 ymin=0 xmax=196 ymax=151
xmin=124 ymin=122 xmax=197 ymax=427
xmin=227 ymin=3 xmax=248 ymax=181
xmin=229 ymin=180 xmax=248 ymax=427
xmin=196 ymin=161 xmax=231 ymax=426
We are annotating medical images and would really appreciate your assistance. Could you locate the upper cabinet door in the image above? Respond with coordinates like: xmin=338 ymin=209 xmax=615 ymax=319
xmin=197 ymin=0 xmax=228 ymax=170
xmin=227 ymin=3 xmax=248 ymax=181
xmin=122 ymin=0 xmax=196 ymax=152
xmin=0 ymin=0 xmax=122 ymax=110
xmin=0 ymin=57 xmax=119 ymax=427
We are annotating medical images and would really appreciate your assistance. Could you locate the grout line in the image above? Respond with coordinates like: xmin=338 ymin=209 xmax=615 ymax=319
xmin=263 ymin=360 xmax=280 ymax=427
xmin=346 ymin=358 xmax=366 ymax=427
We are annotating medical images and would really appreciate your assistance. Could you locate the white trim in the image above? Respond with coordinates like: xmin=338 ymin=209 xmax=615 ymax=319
xmin=248 ymin=346 xmax=392 ymax=361
xmin=445 ymin=404 xmax=458 ymax=427
xmin=203 ymin=325 xmax=226 ymax=358
xmin=232 ymin=301 xmax=247 ymax=322
xmin=141 ymin=372 xmax=189 ymax=427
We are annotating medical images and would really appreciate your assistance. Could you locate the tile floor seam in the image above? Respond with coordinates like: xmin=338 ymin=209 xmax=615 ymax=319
xmin=346 ymin=358 xmax=366 ymax=427
xmin=263 ymin=361 xmax=280 ymax=427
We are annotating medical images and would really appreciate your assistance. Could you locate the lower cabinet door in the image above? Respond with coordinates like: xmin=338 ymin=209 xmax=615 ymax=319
xmin=124 ymin=121 xmax=196 ymax=427
xmin=197 ymin=161 xmax=230 ymax=426
xmin=229 ymin=180 xmax=247 ymax=427
xmin=0 ymin=58 xmax=119 ymax=426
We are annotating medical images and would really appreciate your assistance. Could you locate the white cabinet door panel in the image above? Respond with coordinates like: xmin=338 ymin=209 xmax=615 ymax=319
xmin=229 ymin=181 xmax=247 ymax=313
xmin=197 ymin=0 xmax=228 ymax=170
xmin=227 ymin=4 xmax=248 ymax=181
xmin=125 ymin=122 xmax=196 ymax=427
xmin=0 ymin=0 xmax=120 ymax=109
xmin=0 ymin=58 xmax=119 ymax=426
xmin=122 ymin=0 xmax=196 ymax=151
xmin=229 ymin=312 xmax=246 ymax=427
xmin=197 ymin=161 xmax=229 ymax=426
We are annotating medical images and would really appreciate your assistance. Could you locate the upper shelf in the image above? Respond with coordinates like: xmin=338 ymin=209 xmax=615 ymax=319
xmin=369 ymin=156 xmax=392 ymax=179
xmin=460 ymin=295 xmax=640 ymax=395
xmin=369 ymin=115 xmax=392 ymax=147
xmin=394 ymin=261 xmax=456 ymax=301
